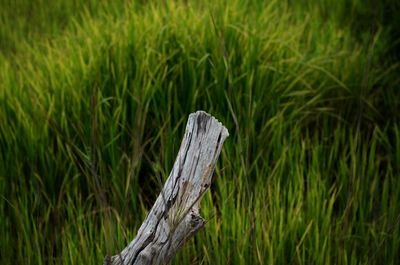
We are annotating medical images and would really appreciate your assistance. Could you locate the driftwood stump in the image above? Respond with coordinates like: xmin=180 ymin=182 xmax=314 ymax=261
xmin=104 ymin=111 xmax=229 ymax=265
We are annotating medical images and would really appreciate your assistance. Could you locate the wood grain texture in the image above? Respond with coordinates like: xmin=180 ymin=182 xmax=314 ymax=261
xmin=104 ymin=111 xmax=229 ymax=265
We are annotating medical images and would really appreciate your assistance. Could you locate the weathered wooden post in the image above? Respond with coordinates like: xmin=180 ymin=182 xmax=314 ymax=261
xmin=104 ymin=111 xmax=229 ymax=265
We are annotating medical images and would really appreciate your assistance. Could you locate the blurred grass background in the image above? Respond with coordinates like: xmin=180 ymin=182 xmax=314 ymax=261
xmin=0 ymin=0 xmax=399 ymax=264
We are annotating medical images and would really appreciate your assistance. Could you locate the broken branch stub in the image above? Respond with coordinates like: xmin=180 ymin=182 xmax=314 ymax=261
xmin=104 ymin=111 xmax=229 ymax=265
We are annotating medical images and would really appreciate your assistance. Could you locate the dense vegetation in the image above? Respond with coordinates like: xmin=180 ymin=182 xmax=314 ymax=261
xmin=1 ymin=0 xmax=399 ymax=264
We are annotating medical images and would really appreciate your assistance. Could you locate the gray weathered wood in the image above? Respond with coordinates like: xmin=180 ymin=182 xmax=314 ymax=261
xmin=104 ymin=111 xmax=229 ymax=265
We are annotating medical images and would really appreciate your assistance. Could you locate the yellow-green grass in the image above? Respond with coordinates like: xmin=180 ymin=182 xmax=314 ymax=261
xmin=1 ymin=0 xmax=399 ymax=264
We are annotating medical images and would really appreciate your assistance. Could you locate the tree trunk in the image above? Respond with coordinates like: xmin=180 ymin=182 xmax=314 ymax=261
xmin=104 ymin=111 xmax=229 ymax=265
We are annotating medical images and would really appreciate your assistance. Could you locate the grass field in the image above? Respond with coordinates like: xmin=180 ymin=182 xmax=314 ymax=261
xmin=1 ymin=0 xmax=399 ymax=264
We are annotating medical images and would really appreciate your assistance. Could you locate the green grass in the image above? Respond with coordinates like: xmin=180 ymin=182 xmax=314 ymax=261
xmin=1 ymin=0 xmax=399 ymax=264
